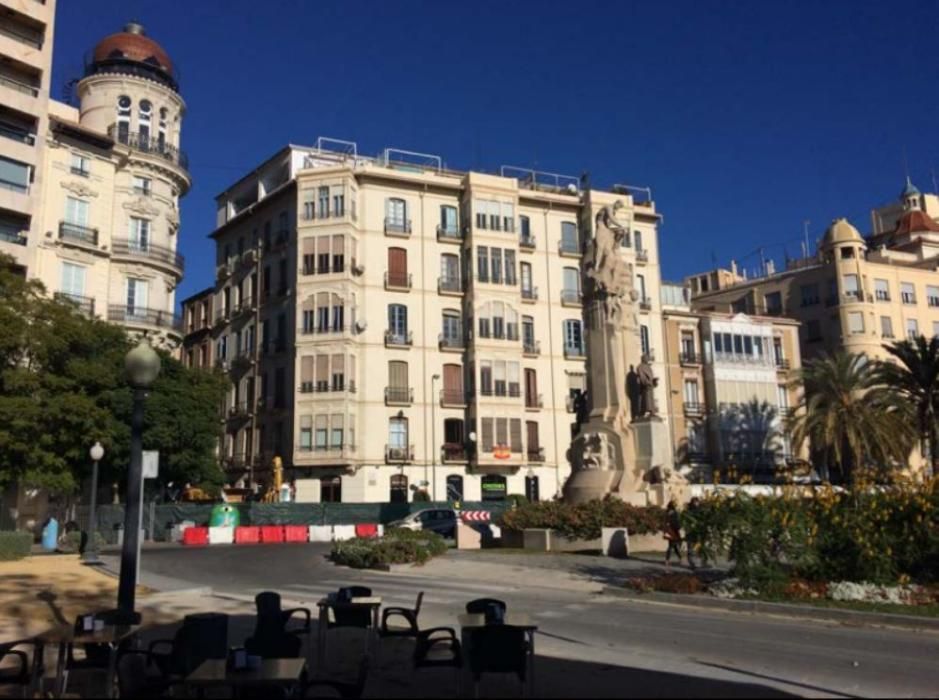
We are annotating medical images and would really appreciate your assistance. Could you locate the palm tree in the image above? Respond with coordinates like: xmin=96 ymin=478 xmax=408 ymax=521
xmin=875 ymin=335 xmax=939 ymax=478
xmin=788 ymin=351 xmax=914 ymax=483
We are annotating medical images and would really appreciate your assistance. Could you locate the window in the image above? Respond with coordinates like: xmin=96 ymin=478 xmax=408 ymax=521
xmin=138 ymin=99 xmax=152 ymax=141
xmin=386 ymin=198 xmax=408 ymax=231
xmin=504 ymin=250 xmax=516 ymax=285
xmin=520 ymin=262 xmax=533 ymax=296
xmin=681 ymin=332 xmax=695 ymax=358
xmin=564 ymin=320 xmax=584 ymax=355
xmin=126 ymin=277 xmax=148 ymax=313
xmin=848 ymin=312 xmax=864 ymax=335
xmin=133 ymin=176 xmax=151 ymax=195
xmin=129 ymin=217 xmax=150 ymax=251
xmin=636 ymin=274 xmax=647 ymax=303
xmin=116 ymin=95 xmax=131 ymax=140
xmin=765 ymin=291 xmax=782 ymax=314
xmin=881 ymin=316 xmax=894 ymax=338
xmin=332 ymin=190 xmax=344 ymax=217
xmin=320 ymin=477 xmax=341 ymax=503
xmin=902 ymin=282 xmax=916 ymax=304
xmin=843 ymin=274 xmax=860 ymax=299
xmin=388 ymin=361 xmax=409 ymax=401
xmin=390 ymin=475 xmax=408 ymax=504
xmin=875 ymin=279 xmax=890 ymax=302
xmin=60 ymin=262 xmax=86 ymax=298
xmin=387 ymin=247 xmax=408 ymax=288
xmin=907 ymin=318 xmax=919 ymax=340
xmin=65 ymin=197 xmax=89 ymax=227
xmin=777 ymin=385 xmax=789 ymax=410
xmin=388 ymin=303 xmax=408 ymax=339
xmin=560 ymin=221 xmax=578 ymax=253
xmin=389 ymin=417 xmax=408 ymax=449
xmin=299 ymin=416 xmax=312 ymax=451
xmin=330 ymin=414 xmax=344 ymax=447
xmin=480 ymin=361 xmax=493 ymax=395
xmin=217 ymin=335 xmax=227 ymax=361
xmin=519 ymin=215 xmax=531 ymax=242
xmin=476 ymin=246 xmax=489 ymax=283
xmin=773 ymin=337 xmax=784 ymax=365
xmin=522 ymin=316 xmax=535 ymax=349
xmin=491 ymin=248 xmax=502 ymax=284
xmin=440 ymin=253 xmax=460 ymax=286
xmin=640 ymin=325 xmax=650 ymax=356
xmin=303 ymin=199 xmax=315 ymax=220
xmin=318 ymin=187 xmax=329 ymax=218
xmin=442 ymin=310 xmax=462 ymax=344
xmin=446 ymin=474 xmax=464 ymax=501
xmin=634 ymin=230 xmax=644 ymax=252
xmin=501 ymin=202 xmax=516 ymax=232
xmin=158 ymin=108 xmax=167 ymax=149
xmin=800 ymin=284 xmax=820 ymax=307
xmin=563 ymin=267 xmax=580 ymax=301
xmin=70 ymin=153 xmax=89 ymax=176
xmin=440 ymin=205 xmax=458 ymax=234
xmin=683 ymin=380 xmax=699 ymax=405
xmin=927 ymin=286 xmax=939 ymax=307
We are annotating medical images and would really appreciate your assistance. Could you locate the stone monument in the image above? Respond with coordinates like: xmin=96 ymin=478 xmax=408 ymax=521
xmin=564 ymin=200 xmax=687 ymax=507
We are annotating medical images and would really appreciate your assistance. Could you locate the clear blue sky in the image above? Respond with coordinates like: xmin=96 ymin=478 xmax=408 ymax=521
xmin=52 ymin=1 xmax=939 ymax=305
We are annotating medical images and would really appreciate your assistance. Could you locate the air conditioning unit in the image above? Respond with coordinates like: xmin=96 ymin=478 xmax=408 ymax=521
xmin=354 ymin=320 xmax=367 ymax=333
xmin=389 ymin=447 xmax=408 ymax=461
xmin=352 ymin=263 xmax=365 ymax=275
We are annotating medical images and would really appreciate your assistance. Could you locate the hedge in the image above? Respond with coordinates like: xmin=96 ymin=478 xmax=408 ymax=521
xmin=0 ymin=531 xmax=32 ymax=561
xmin=500 ymin=498 xmax=666 ymax=541
xmin=331 ymin=528 xmax=448 ymax=570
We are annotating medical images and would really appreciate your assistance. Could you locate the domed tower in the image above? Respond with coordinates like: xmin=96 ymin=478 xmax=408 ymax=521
xmin=77 ymin=22 xmax=191 ymax=347
xmin=820 ymin=218 xmax=877 ymax=352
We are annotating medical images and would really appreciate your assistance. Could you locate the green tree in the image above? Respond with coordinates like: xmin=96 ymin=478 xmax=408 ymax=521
xmin=875 ymin=335 xmax=939 ymax=477
xmin=788 ymin=351 xmax=914 ymax=483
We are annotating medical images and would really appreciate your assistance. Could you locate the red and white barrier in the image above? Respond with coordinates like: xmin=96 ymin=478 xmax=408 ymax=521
xmin=208 ymin=526 xmax=234 ymax=545
xmin=234 ymin=526 xmax=260 ymax=544
xmin=182 ymin=527 xmax=209 ymax=546
xmin=284 ymin=525 xmax=308 ymax=542
xmin=179 ymin=521 xmax=401 ymax=546
xmin=308 ymin=525 xmax=332 ymax=542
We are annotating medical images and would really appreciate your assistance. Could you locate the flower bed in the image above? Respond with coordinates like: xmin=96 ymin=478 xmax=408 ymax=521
xmin=331 ymin=528 xmax=448 ymax=570
xmin=500 ymin=498 xmax=665 ymax=542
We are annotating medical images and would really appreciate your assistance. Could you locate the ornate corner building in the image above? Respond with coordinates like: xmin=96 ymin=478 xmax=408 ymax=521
xmin=0 ymin=9 xmax=190 ymax=349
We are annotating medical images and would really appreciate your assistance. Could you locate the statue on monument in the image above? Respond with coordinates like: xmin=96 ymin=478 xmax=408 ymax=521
xmin=636 ymin=354 xmax=658 ymax=419
xmin=584 ymin=201 xmax=639 ymax=329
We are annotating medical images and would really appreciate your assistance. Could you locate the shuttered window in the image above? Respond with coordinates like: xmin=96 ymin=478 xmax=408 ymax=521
xmin=510 ymin=419 xmax=522 ymax=453
xmin=389 ymin=361 xmax=408 ymax=389
xmin=332 ymin=235 xmax=345 ymax=272
xmin=315 ymin=356 xmax=329 ymax=391
xmin=300 ymin=356 xmax=314 ymax=383
xmin=526 ymin=421 xmax=540 ymax=451
xmin=495 ymin=418 xmax=508 ymax=448
xmin=481 ymin=418 xmax=494 ymax=452
xmin=332 ymin=354 xmax=344 ymax=390
xmin=388 ymin=247 xmax=408 ymax=287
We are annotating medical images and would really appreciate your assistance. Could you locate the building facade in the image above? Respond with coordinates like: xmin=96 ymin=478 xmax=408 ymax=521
xmin=3 ymin=19 xmax=190 ymax=347
xmin=182 ymin=142 xmax=669 ymax=503
xmin=0 ymin=0 xmax=56 ymax=273
xmin=661 ymin=282 xmax=803 ymax=482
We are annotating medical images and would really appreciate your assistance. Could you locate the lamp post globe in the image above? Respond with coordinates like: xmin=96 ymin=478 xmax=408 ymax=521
xmin=125 ymin=338 xmax=161 ymax=388
xmin=90 ymin=442 xmax=104 ymax=462
xmin=82 ymin=442 xmax=105 ymax=565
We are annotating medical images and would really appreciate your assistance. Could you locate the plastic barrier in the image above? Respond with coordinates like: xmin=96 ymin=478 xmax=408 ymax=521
xmin=260 ymin=526 xmax=285 ymax=543
xmin=308 ymin=526 xmax=333 ymax=543
xmin=284 ymin=525 xmax=308 ymax=543
xmin=208 ymin=526 xmax=234 ymax=545
xmin=234 ymin=526 xmax=260 ymax=544
xmin=332 ymin=525 xmax=356 ymax=541
xmin=355 ymin=523 xmax=379 ymax=539
xmin=182 ymin=527 xmax=209 ymax=546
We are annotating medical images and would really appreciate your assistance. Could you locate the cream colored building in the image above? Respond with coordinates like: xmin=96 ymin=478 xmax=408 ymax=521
xmin=0 ymin=0 xmax=55 ymax=272
xmin=4 ymin=20 xmax=190 ymax=347
xmin=688 ymin=181 xmax=939 ymax=365
xmin=182 ymin=141 xmax=669 ymax=504
xmin=661 ymin=282 xmax=804 ymax=482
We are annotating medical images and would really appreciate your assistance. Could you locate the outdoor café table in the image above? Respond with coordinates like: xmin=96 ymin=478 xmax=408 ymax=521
xmin=458 ymin=613 xmax=539 ymax=693
xmin=184 ymin=658 xmax=307 ymax=698
xmin=35 ymin=623 xmax=139 ymax=699
xmin=315 ymin=596 xmax=382 ymax=666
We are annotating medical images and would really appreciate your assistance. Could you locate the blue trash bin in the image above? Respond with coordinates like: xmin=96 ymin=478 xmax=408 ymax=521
xmin=41 ymin=517 xmax=59 ymax=551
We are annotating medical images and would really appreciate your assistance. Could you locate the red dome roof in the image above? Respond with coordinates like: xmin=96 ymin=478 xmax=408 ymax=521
xmin=92 ymin=23 xmax=173 ymax=74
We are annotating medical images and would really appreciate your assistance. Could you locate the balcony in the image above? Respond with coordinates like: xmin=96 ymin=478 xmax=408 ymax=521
xmin=301 ymin=324 xmax=350 ymax=337
xmin=384 ymin=218 xmax=412 ymax=237
xmin=0 ymin=74 xmax=38 ymax=98
xmin=295 ymin=444 xmax=358 ymax=463
xmin=440 ymin=389 xmax=467 ymax=408
xmin=525 ymin=394 xmax=544 ymax=411
xmin=558 ymin=240 xmax=581 ymax=257
xmin=519 ymin=234 xmax=536 ymax=251
xmin=684 ymin=402 xmax=705 ymax=416
xmin=58 ymin=221 xmax=98 ymax=248
xmin=564 ymin=345 xmax=587 ymax=360
xmin=213 ymin=308 xmax=231 ymax=329
xmin=0 ymin=121 xmax=35 ymax=146
xmin=521 ymin=286 xmax=539 ymax=303
xmin=108 ymin=305 xmax=182 ymax=333
xmin=385 ymin=386 xmax=414 ymax=406
xmin=438 ymin=276 xmax=463 ymax=295
xmin=636 ymin=249 xmax=649 ymax=264
xmin=108 ymin=127 xmax=189 ymax=174
xmin=439 ymin=333 xmax=465 ymax=352
xmin=441 ymin=444 xmax=469 ymax=463
xmin=385 ymin=444 xmax=415 ymax=464
xmin=111 ymin=239 xmax=185 ymax=275
xmin=639 ymin=298 xmax=652 ymax=312
xmin=679 ymin=351 xmax=701 ymax=366
xmin=775 ymin=358 xmax=791 ymax=371
xmin=561 ymin=289 xmax=583 ymax=307
xmin=875 ymin=291 xmax=891 ymax=302
xmin=385 ymin=271 xmax=412 ymax=291
xmin=437 ymin=225 xmax=462 ymax=243
xmin=227 ymin=402 xmax=253 ymax=422
xmin=385 ymin=330 xmax=413 ymax=348
xmin=523 ymin=340 xmax=541 ymax=357
xmin=527 ymin=447 xmax=546 ymax=463
xmin=54 ymin=292 xmax=95 ymax=317
xmin=0 ymin=228 xmax=26 ymax=246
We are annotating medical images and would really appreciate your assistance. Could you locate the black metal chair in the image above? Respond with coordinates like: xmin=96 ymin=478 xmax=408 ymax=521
xmin=379 ymin=592 xmax=424 ymax=639
xmin=467 ymin=625 xmax=528 ymax=697
xmin=60 ymin=610 xmax=127 ymax=696
xmin=0 ymin=639 xmax=38 ymax=697
xmin=255 ymin=590 xmax=312 ymax=636
xmin=329 ymin=587 xmax=374 ymax=630
xmin=465 ymin=598 xmax=507 ymax=616
xmin=413 ymin=627 xmax=463 ymax=696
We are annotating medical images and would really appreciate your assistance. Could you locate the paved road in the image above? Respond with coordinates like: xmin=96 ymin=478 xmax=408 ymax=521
xmin=135 ymin=544 xmax=939 ymax=698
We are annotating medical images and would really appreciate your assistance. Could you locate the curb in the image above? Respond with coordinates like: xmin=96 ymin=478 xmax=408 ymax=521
xmin=601 ymin=586 xmax=939 ymax=632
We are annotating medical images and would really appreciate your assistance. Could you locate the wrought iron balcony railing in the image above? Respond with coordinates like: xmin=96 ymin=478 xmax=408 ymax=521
xmin=108 ymin=126 xmax=189 ymax=173
xmin=108 ymin=305 xmax=182 ymax=332
xmin=59 ymin=221 xmax=98 ymax=246
xmin=112 ymin=238 xmax=184 ymax=272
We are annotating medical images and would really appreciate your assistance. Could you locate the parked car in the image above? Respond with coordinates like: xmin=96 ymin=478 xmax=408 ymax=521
xmin=389 ymin=508 xmax=458 ymax=537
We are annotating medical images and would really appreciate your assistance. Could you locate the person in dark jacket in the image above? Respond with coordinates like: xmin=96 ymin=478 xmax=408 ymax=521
xmin=664 ymin=500 xmax=683 ymax=570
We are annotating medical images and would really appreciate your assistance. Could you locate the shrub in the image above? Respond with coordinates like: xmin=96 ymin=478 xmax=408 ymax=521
xmin=500 ymin=498 xmax=665 ymax=541
xmin=505 ymin=494 xmax=529 ymax=509
xmin=57 ymin=531 xmax=106 ymax=554
xmin=413 ymin=490 xmax=431 ymax=503
xmin=0 ymin=531 xmax=32 ymax=561
xmin=331 ymin=529 xmax=447 ymax=569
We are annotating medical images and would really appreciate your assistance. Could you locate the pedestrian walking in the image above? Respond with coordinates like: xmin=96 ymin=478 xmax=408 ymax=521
xmin=664 ymin=500 xmax=683 ymax=570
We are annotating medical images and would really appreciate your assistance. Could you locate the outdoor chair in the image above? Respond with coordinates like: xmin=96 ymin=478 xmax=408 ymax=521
xmin=379 ymin=592 xmax=424 ymax=638
xmin=59 ymin=610 xmax=127 ymax=695
xmin=412 ymin=627 xmax=463 ymax=696
xmin=130 ymin=612 xmax=229 ymax=683
xmin=329 ymin=587 xmax=374 ymax=630
xmin=0 ymin=638 xmax=39 ymax=698
xmin=254 ymin=591 xmax=313 ymax=636
xmin=467 ymin=625 xmax=529 ymax=697
xmin=465 ymin=598 xmax=507 ymax=616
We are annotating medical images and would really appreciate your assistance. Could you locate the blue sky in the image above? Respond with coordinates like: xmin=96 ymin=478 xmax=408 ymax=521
xmin=52 ymin=0 xmax=939 ymax=304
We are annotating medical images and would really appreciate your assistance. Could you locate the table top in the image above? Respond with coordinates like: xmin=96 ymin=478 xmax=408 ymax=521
xmin=36 ymin=624 xmax=139 ymax=645
xmin=185 ymin=658 xmax=307 ymax=686
xmin=458 ymin=613 xmax=537 ymax=631
xmin=317 ymin=596 xmax=382 ymax=608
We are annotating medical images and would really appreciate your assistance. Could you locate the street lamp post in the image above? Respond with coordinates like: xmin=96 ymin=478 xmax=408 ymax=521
xmin=116 ymin=339 xmax=161 ymax=624
xmin=431 ymin=374 xmax=440 ymax=502
xmin=81 ymin=441 xmax=105 ymax=565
